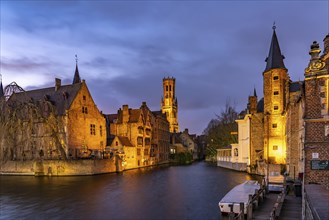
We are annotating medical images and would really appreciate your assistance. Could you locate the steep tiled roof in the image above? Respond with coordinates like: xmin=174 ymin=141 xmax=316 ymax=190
xmin=117 ymin=136 xmax=134 ymax=147
xmin=105 ymin=114 xmax=118 ymax=123
xmin=8 ymin=83 xmax=82 ymax=115
xmin=257 ymin=98 xmax=264 ymax=113
xmin=289 ymin=81 xmax=303 ymax=92
xmin=264 ymin=29 xmax=286 ymax=72
xmin=128 ymin=109 xmax=141 ymax=123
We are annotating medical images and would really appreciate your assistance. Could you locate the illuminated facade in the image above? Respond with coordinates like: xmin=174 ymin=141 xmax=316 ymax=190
xmin=303 ymin=37 xmax=329 ymax=186
xmin=263 ymin=26 xmax=289 ymax=164
xmin=161 ymin=77 xmax=179 ymax=133
xmin=0 ymin=64 xmax=106 ymax=161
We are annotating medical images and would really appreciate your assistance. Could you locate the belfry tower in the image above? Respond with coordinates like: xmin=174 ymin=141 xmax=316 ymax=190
xmin=263 ymin=25 xmax=289 ymax=164
xmin=161 ymin=77 xmax=179 ymax=133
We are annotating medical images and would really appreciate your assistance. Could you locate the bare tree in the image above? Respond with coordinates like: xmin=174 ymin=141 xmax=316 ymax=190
xmin=203 ymin=100 xmax=238 ymax=158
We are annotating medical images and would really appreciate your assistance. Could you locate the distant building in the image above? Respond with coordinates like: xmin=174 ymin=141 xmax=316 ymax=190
xmin=161 ymin=77 xmax=179 ymax=133
xmin=106 ymin=102 xmax=170 ymax=168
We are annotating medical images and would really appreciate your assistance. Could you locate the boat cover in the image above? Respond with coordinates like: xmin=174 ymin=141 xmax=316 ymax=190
xmin=219 ymin=180 xmax=260 ymax=204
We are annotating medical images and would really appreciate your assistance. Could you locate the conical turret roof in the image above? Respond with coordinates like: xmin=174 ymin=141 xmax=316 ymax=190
xmin=264 ymin=27 xmax=286 ymax=72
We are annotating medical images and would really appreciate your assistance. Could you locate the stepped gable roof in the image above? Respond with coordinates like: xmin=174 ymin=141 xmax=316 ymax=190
xmin=257 ymin=98 xmax=264 ymax=113
xmin=8 ymin=83 xmax=82 ymax=115
xmin=264 ymin=27 xmax=286 ymax=72
xmin=117 ymin=136 xmax=134 ymax=147
xmin=289 ymin=81 xmax=303 ymax=92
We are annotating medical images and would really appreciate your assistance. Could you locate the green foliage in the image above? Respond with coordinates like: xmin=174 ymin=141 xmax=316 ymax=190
xmin=175 ymin=152 xmax=193 ymax=165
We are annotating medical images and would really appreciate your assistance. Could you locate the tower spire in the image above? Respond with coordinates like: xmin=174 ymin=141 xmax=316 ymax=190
xmin=253 ymin=87 xmax=257 ymax=97
xmin=264 ymin=25 xmax=286 ymax=72
xmin=0 ymin=74 xmax=4 ymax=98
xmin=72 ymin=55 xmax=81 ymax=84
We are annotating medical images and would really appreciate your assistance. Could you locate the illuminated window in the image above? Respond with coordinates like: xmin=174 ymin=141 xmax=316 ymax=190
xmin=272 ymin=124 xmax=277 ymax=128
xmin=146 ymin=128 xmax=151 ymax=135
xmin=273 ymin=76 xmax=279 ymax=80
xmin=137 ymin=137 xmax=143 ymax=146
xmin=274 ymin=106 xmax=279 ymax=110
xmin=273 ymin=145 xmax=278 ymax=150
xmin=90 ymin=124 xmax=95 ymax=135
xmin=145 ymin=138 xmax=151 ymax=146
xmin=138 ymin=127 xmax=143 ymax=134
xmin=274 ymin=91 xmax=279 ymax=95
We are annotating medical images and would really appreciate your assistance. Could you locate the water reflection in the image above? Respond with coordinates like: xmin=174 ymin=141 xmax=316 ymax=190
xmin=0 ymin=162 xmax=257 ymax=220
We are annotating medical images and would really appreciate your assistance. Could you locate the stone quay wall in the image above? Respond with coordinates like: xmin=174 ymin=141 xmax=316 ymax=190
xmin=0 ymin=156 xmax=122 ymax=176
xmin=217 ymin=161 xmax=247 ymax=172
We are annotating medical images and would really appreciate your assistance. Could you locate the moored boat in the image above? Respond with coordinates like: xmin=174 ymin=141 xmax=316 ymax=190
xmin=218 ymin=180 xmax=260 ymax=214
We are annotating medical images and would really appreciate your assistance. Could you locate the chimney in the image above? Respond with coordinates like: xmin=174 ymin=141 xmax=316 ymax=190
xmin=55 ymin=78 xmax=61 ymax=91
xmin=122 ymin=105 xmax=129 ymax=123
xmin=323 ymin=34 xmax=329 ymax=55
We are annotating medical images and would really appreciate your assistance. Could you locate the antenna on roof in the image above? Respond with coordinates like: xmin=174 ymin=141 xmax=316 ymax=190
xmin=75 ymin=54 xmax=78 ymax=64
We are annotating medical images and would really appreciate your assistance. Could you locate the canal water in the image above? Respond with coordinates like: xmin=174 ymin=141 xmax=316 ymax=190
xmin=0 ymin=162 xmax=256 ymax=220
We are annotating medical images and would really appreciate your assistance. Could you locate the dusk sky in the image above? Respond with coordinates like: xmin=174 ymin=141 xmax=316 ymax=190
xmin=1 ymin=1 xmax=328 ymax=135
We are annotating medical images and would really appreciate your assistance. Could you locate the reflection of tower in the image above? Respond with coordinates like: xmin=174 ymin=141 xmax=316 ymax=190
xmin=263 ymin=26 xmax=288 ymax=164
xmin=161 ymin=77 xmax=179 ymax=133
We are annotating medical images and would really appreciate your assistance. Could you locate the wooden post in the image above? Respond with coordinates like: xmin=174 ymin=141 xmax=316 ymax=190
xmin=239 ymin=202 xmax=245 ymax=220
xmin=248 ymin=194 xmax=253 ymax=220
xmin=228 ymin=204 xmax=235 ymax=220
xmin=254 ymin=189 xmax=259 ymax=208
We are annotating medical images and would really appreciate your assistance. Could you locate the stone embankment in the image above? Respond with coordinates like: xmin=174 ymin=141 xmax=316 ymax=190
xmin=0 ymin=156 xmax=122 ymax=176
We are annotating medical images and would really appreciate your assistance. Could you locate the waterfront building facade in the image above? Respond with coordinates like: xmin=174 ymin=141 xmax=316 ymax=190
xmin=0 ymin=64 xmax=106 ymax=161
xmin=303 ymin=36 xmax=329 ymax=186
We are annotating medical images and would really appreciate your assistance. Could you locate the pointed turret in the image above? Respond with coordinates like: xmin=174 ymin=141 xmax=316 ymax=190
xmin=253 ymin=87 xmax=257 ymax=97
xmin=264 ymin=25 xmax=286 ymax=72
xmin=0 ymin=75 xmax=4 ymax=98
xmin=72 ymin=55 xmax=81 ymax=84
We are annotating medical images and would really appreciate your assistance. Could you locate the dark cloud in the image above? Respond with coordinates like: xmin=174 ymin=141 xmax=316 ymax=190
xmin=1 ymin=1 xmax=328 ymax=134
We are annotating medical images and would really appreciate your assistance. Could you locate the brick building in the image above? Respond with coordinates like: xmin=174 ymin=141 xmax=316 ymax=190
xmin=237 ymin=28 xmax=328 ymax=187
xmin=106 ymin=102 xmax=170 ymax=168
xmin=303 ymin=36 xmax=329 ymax=186
xmin=0 ymin=63 xmax=106 ymax=161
